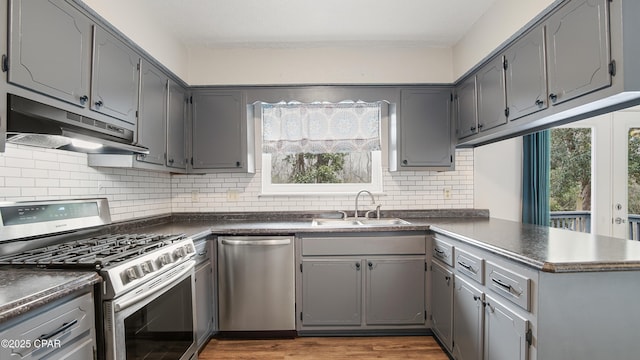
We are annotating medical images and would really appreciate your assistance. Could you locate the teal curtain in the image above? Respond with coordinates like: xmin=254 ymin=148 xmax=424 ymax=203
xmin=522 ymin=130 xmax=550 ymax=226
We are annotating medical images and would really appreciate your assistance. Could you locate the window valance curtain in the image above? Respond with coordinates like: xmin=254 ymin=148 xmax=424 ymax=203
xmin=262 ymin=101 xmax=381 ymax=154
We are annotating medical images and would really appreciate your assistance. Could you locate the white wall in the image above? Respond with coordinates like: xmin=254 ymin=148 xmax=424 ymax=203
xmin=80 ymin=0 xmax=189 ymax=81
xmin=187 ymin=45 xmax=453 ymax=85
xmin=473 ymin=139 xmax=522 ymax=221
xmin=0 ymin=145 xmax=172 ymax=222
xmin=452 ymin=0 xmax=555 ymax=79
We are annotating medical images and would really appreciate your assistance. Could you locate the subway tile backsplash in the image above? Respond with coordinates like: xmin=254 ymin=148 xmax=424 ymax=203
xmin=0 ymin=144 xmax=172 ymax=222
xmin=0 ymin=145 xmax=473 ymax=219
xmin=170 ymin=149 xmax=474 ymax=213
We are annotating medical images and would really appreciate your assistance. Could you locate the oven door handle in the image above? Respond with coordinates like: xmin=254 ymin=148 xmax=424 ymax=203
xmin=114 ymin=262 xmax=194 ymax=313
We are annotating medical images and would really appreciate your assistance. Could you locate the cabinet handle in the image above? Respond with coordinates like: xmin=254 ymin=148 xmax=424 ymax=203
xmin=95 ymin=100 xmax=104 ymax=108
xmin=470 ymin=126 xmax=476 ymax=131
xmin=549 ymin=93 xmax=558 ymax=102
xmin=168 ymin=158 xmax=174 ymax=164
xmin=491 ymin=277 xmax=522 ymax=296
xmin=535 ymin=99 xmax=544 ymax=107
xmin=473 ymin=295 xmax=481 ymax=302
xmin=457 ymin=261 xmax=476 ymax=273
xmin=368 ymin=261 xmax=373 ymax=269
xmin=355 ymin=263 xmax=361 ymax=270
xmin=79 ymin=95 xmax=88 ymax=105
xmin=478 ymin=124 xmax=484 ymax=130
xmin=38 ymin=319 xmax=78 ymax=340
xmin=236 ymin=161 xmax=241 ymax=167
xmin=402 ymin=159 xmax=408 ymax=165
xmin=445 ymin=276 xmax=450 ymax=286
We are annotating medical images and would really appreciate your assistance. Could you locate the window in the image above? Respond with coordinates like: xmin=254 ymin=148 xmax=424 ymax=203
xmin=261 ymin=101 xmax=383 ymax=194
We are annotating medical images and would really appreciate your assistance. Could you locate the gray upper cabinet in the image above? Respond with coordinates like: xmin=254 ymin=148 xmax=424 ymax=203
xmin=301 ymin=259 xmax=363 ymax=326
xmin=8 ymin=0 xmax=92 ymax=107
xmin=365 ymin=257 xmax=425 ymax=325
xmin=456 ymin=76 xmax=478 ymax=139
xmin=431 ymin=260 xmax=454 ymax=352
xmin=504 ymin=26 xmax=548 ymax=121
xmin=91 ymin=27 xmax=140 ymax=125
xmin=137 ymin=60 xmax=167 ymax=166
xmin=192 ymin=90 xmax=246 ymax=170
xmin=167 ymin=81 xmax=188 ymax=169
xmin=476 ymin=56 xmax=507 ymax=132
xmin=546 ymin=0 xmax=611 ymax=105
xmin=399 ymin=88 xmax=453 ymax=169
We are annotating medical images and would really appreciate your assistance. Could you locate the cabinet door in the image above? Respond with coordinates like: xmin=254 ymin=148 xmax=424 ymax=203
xmin=56 ymin=335 xmax=95 ymax=360
xmin=431 ymin=260 xmax=454 ymax=352
xmin=453 ymin=275 xmax=484 ymax=360
xmin=9 ymin=0 xmax=92 ymax=107
xmin=399 ymin=88 xmax=453 ymax=168
xmin=137 ymin=60 xmax=167 ymax=165
xmin=192 ymin=91 xmax=246 ymax=170
xmin=546 ymin=0 xmax=611 ymax=105
xmin=366 ymin=257 xmax=425 ymax=325
xmin=504 ymin=26 xmax=548 ymax=121
xmin=476 ymin=57 xmax=507 ymax=132
xmin=484 ymin=295 xmax=529 ymax=360
xmin=195 ymin=261 xmax=213 ymax=348
xmin=301 ymin=259 xmax=362 ymax=326
xmin=456 ymin=77 xmax=478 ymax=139
xmin=167 ymin=81 xmax=187 ymax=169
xmin=91 ymin=27 xmax=140 ymax=125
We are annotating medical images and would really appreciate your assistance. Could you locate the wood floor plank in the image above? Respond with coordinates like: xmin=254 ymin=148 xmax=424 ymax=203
xmin=199 ymin=336 xmax=449 ymax=359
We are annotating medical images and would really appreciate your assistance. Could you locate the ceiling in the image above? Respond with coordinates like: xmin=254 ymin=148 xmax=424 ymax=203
xmin=137 ymin=0 xmax=498 ymax=48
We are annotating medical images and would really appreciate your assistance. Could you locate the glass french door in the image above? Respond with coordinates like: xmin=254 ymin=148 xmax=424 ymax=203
xmin=612 ymin=107 xmax=640 ymax=240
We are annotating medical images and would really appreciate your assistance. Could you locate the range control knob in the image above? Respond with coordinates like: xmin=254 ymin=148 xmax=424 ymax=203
xmin=185 ymin=244 xmax=195 ymax=254
xmin=157 ymin=253 xmax=172 ymax=267
xmin=121 ymin=266 xmax=141 ymax=284
xmin=140 ymin=261 xmax=153 ymax=275
xmin=173 ymin=247 xmax=186 ymax=259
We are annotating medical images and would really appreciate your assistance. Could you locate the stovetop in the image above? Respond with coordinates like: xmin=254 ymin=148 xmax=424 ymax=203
xmin=0 ymin=233 xmax=187 ymax=269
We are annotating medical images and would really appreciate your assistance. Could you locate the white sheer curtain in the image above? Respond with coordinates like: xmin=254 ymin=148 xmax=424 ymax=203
xmin=262 ymin=101 xmax=381 ymax=154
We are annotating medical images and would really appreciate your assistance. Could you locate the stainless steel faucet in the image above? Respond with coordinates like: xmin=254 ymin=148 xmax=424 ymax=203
xmin=354 ymin=190 xmax=376 ymax=219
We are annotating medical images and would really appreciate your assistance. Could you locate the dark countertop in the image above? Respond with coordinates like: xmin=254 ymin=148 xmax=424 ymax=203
xmin=0 ymin=269 xmax=101 ymax=325
xmin=430 ymin=218 xmax=640 ymax=273
xmin=127 ymin=212 xmax=640 ymax=273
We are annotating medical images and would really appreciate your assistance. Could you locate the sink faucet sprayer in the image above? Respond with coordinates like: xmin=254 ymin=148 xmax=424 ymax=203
xmin=354 ymin=190 xmax=379 ymax=219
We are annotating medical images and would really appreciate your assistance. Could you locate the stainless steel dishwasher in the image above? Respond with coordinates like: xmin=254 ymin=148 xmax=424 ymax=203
xmin=217 ymin=236 xmax=295 ymax=336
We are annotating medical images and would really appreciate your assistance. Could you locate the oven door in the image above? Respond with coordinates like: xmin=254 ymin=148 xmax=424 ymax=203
xmin=104 ymin=260 xmax=197 ymax=360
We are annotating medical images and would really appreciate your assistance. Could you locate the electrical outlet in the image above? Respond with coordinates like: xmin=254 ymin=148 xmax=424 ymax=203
xmin=443 ymin=186 xmax=452 ymax=200
xmin=227 ymin=189 xmax=239 ymax=201
xmin=191 ymin=190 xmax=199 ymax=202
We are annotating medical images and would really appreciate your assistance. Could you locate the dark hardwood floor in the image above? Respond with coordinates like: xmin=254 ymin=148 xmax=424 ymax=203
xmin=199 ymin=336 xmax=449 ymax=359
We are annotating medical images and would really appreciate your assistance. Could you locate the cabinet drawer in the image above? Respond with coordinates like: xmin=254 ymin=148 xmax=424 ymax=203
xmin=302 ymin=235 xmax=426 ymax=256
xmin=0 ymin=292 xmax=94 ymax=359
xmin=454 ymin=248 xmax=484 ymax=284
xmin=485 ymin=261 xmax=530 ymax=311
xmin=432 ymin=236 xmax=454 ymax=267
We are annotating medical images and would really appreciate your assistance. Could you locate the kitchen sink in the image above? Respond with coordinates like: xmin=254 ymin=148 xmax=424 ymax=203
xmin=311 ymin=218 xmax=411 ymax=227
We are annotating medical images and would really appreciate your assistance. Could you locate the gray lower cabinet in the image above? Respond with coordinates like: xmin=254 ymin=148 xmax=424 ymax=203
xmin=191 ymin=90 xmax=247 ymax=171
xmin=476 ymin=57 xmax=506 ymax=132
xmin=366 ymin=257 xmax=426 ymax=325
xmin=91 ymin=26 xmax=140 ymax=125
xmin=483 ymin=295 xmax=529 ymax=360
xmin=301 ymin=258 xmax=363 ymax=326
xmin=456 ymin=76 xmax=478 ymax=139
xmin=504 ymin=26 xmax=548 ymax=121
xmin=430 ymin=259 xmax=454 ymax=352
xmin=8 ymin=0 xmax=92 ymax=108
xmin=194 ymin=239 xmax=213 ymax=348
xmin=545 ymin=0 xmax=611 ymax=105
xmin=298 ymin=233 xmax=426 ymax=332
xmin=166 ymin=80 xmax=188 ymax=169
xmin=452 ymin=275 xmax=484 ymax=360
xmin=398 ymin=88 xmax=453 ymax=169
xmin=0 ymin=291 xmax=96 ymax=360
xmin=137 ymin=60 xmax=167 ymax=165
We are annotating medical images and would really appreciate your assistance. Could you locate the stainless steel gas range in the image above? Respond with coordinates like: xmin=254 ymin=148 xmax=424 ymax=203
xmin=0 ymin=199 xmax=198 ymax=360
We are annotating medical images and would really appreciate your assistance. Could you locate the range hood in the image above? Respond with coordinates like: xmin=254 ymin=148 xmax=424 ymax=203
xmin=4 ymin=94 xmax=149 ymax=154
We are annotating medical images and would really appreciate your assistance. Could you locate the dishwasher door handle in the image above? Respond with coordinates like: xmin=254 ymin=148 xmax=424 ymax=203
xmin=221 ymin=238 xmax=291 ymax=246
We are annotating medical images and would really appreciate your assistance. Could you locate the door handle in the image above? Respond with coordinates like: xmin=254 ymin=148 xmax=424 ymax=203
xmin=221 ymin=239 xmax=291 ymax=246
xmin=615 ymin=217 xmax=626 ymax=224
